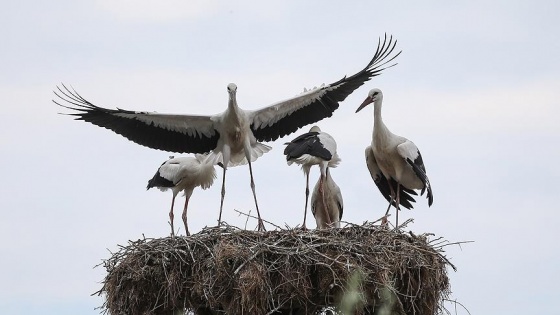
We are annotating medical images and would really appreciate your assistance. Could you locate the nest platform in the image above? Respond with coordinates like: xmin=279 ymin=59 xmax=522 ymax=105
xmin=97 ymin=223 xmax=454 ymax=315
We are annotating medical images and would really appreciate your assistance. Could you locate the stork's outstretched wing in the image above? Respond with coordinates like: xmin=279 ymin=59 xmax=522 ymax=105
xmin=365 ymin=147 xmax=417 ymax=210
xmin=53 ymin=84 xmax=219 ymax=153
xmin=250 ymin=34 xmax=401 ymax=142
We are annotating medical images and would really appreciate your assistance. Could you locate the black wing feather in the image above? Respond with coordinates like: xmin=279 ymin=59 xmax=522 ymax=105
xmin=374 ymin=175 xmax=417 ymax=210
xmin=283 ymin=132 xmax=332 ymax=161
xmin=146 ymin=170 xmax=174 ymax=190
xmin=406 ymin=156 xmax=434 ymax=206
xmin=251 ymin=34 xmax=401 ymax=142
xmin=337 ymin=200 xmax=343 ymax=221
xmin=366 ymin=149 xmax=416 ymax=209
xmin=54 ymin=84 xmax=219 ymax=153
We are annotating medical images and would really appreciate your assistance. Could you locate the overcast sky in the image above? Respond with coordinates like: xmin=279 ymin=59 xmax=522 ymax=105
xmin=1 ymin=1 xmax=559 ymax=314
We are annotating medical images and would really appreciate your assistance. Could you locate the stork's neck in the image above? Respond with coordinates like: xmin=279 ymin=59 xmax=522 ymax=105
xmin=228 ymin=93 xmax=239 ymax=111
xmin=372 ymin=99 xmax=391 ymax=143
xmin=227 ymin=93 xmax=243 ymax=121
xmin=223 ymin=92 xmax=237 ymax=120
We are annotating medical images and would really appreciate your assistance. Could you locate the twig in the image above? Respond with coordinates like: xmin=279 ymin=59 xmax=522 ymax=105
xmin=443 ymin=298 xmax=472 ymax=315
xmin=234 ymin=209 xmax=283 ymax=230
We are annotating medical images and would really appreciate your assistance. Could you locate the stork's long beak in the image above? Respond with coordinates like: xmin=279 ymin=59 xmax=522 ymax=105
xmin=355 ymin=96 xmax=373 ymax=113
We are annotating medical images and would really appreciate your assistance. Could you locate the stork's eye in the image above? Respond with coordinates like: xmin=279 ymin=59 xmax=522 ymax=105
xmin=372 ymin=92 xmax=379 ymax=96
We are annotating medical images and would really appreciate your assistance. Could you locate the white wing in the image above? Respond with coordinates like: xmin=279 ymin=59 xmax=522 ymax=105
xmin=396 ymin=140 xmax=421 ymax=166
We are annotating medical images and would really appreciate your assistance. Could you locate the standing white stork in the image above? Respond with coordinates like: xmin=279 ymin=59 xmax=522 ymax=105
xmin=53 ymin=35 xmax=400 ymax=231
xmin=311 ymin=168 xmax=343 ymax=229
xmin=284 ymin=126 xmax=340 ymax=229
xmin=146 ymin=154 xmax=218 ymax=236
xmin=356 ymin=88 xmax=433 ymax=227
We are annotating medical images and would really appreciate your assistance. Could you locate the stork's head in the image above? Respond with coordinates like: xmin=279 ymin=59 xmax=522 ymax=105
xmin=355 ymin=88 xmax=383 ymax=113
xmin=227 ymin=83 xmax=237 ymax=94
xmin=309 ymin=125 xmax=321 ymax=133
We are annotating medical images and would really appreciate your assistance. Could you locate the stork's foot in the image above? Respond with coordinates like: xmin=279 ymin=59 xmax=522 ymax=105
xmin=257 ymin=220 xmax=266 ymax=232
xmin=380 ymin=215 xmax=389 ymax=228
xmin=169 ymin=221 xmax=176 ymax=237
xmin=326 ymin=221 xmax=338 ymax=229
xmin=299 ymin=223 xmax=308 ymax=231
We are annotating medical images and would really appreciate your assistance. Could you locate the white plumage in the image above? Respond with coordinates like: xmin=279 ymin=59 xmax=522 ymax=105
xmin=356 ymin=88 xmax=433 ymax=227
xmin=311 ymin=168 xmax=343 ymax=229
xmin=284 ymin=126 xmax=340 ymax=229
xmin=54 ymin=36 xmax=400 ymax=231
xmin=147 ymin=154 xmax=217 ymax=236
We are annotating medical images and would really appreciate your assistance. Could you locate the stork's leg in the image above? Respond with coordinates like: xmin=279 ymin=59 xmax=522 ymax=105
xmin=218 ymin=166 xmax=227 ymax=226
xmin=247 ymin=159 xmax=266 ymax=231
xmin=302 ymin=171 xmax=310 ymax=230
xmin=395 ymin=183 xmax=401 ymax=228
xmin=182 ymin=195 xmax=191 ymax=236
xmin=383 ymin=183 xmax=396 ymax=227
xmin=383 ymin=201 xmax=392 ymax=218
xmin=169 ymin=194 xmax=177 ymax=237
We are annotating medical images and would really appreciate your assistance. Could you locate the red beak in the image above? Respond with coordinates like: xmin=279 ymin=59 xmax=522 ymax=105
xmin=355 ymin=96 xmax=373 ymax=113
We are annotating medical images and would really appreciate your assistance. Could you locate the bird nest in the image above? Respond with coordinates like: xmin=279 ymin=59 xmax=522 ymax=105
xmin=96 ymin=222 xmax=455 ymax=315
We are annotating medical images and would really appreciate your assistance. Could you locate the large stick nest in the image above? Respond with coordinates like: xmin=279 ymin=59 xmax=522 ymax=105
xmin=97 ymin=223 xmax=455 ymax=315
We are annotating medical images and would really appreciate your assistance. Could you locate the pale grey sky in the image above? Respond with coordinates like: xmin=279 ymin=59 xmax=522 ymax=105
xmin=1 ymin=1 xmax=559 ymax=314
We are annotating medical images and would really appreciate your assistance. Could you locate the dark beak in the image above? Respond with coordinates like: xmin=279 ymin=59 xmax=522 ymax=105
xmin=355 ymin=96 xmax=373 ymax=113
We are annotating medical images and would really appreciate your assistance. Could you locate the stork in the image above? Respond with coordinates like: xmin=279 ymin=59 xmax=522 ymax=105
xmin=356 ymin=88 xmax=433 ymax=227
xmin=284 ymin=126 xmax=340 ymax=229
xmin=147 ymin=154 xmax=218 ymax=236
xmin=311 ymin=168 xmax=343 ymax=229
xmin=53 ymin=35 xmax=400 ymax=231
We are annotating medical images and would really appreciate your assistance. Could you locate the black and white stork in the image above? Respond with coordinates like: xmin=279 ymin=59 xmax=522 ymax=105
xmin=284 ymin=126 xmax=340 ymax=229
xmin=147 ymin=154 xmax=218 ymax=236
xmin=356 ymin=88 xmax=433 ymax=227
xmin=53 ymin=35 xmax=400 ymax=231
xmin=311 ymin=168 xmax=343 ymax=229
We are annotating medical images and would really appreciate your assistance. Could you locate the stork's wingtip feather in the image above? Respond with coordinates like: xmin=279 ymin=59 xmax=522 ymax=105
xmin=427 ymin=189 xmax=434 ymax=207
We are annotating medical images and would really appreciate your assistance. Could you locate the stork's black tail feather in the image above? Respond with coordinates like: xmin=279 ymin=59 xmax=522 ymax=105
xmin=146 ymin=170 xmax=174 ymax=190
xmin=374 ymin=175 xmax=417 ymax=210
xmin=406 ymin=158 xmax=434 ymax=206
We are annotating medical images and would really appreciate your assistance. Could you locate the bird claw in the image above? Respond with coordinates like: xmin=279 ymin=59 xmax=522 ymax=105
xmin=257 ymin=220 xmax=266 ymax=232
xmin=169 ymin=224 xmax=176 ymax=237
xmin=380 ymin=215 xmax=389 ymax=228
